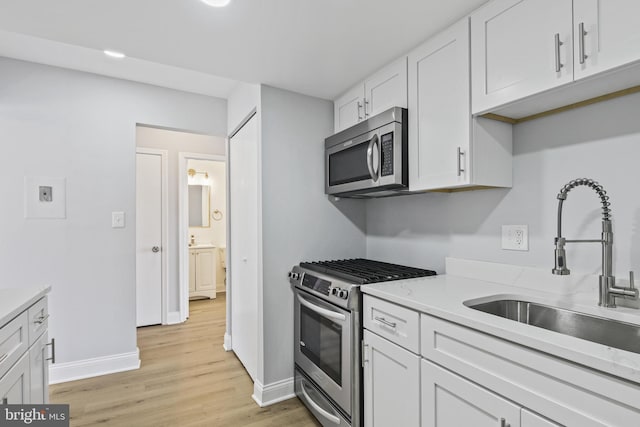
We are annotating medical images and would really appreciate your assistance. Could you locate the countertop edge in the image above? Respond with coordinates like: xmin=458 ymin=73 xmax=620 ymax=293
xmin=0 ymin=286 xmax=51 ymax=328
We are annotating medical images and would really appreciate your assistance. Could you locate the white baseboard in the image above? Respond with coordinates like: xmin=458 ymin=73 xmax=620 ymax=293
xmin=166 ymin=311 xmax=183 ymax=325
xmin=49 ymin=348 xmax=140 ymax=385
xmin=252 ymin=377 xmax=295 ymax=407
xmin=223 ymin=333 xmax=232 ymax=351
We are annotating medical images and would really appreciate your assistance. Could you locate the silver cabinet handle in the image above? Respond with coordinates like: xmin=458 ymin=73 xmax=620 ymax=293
xmin=300 ymin=381 xmax=341 ymax=425
xmin=152 ymin=246 xmax=160 ymax=253
xmin=457 ymin=147 xmax=465 ymax=177
xmin=0 ymin=353 xmax=7 ymax=364
xmin=297 ymin=295 xmax=347 ymax=322
xmin=357 ymin=101 xmax=364 ymax=120
xmin=554 ymin=33 xmax=564 ymax=72
xmin=499 ymin=418 xmax=509 ymax=427
xmin=364 ymin=98 xmax=370 ymax=117
xmin=366 ymin=134 xmax=380 ymax=182
xmin=579 ymin=22 xmax=588 ymax=65
xmin=375 ymin=316 xmax=397 ymax=328
xmin=34 ymin=314 xmax=49 ymax=325
xmin=46 ymin=338 xmax=56 ymax=364
xmin=362 ymin=341 xmax=369 ymax=367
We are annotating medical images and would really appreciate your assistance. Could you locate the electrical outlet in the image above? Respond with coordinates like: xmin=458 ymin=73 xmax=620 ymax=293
xmin=502 ymin=225 xmax=529 ymax=251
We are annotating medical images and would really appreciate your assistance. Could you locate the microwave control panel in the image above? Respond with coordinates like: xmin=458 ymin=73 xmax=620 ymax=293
xmin=381 ymin=132 xmax=394 ymax=177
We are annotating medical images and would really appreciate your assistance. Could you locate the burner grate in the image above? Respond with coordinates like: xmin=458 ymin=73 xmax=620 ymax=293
xmin=300 ymin=258 xmax=436 ymax=284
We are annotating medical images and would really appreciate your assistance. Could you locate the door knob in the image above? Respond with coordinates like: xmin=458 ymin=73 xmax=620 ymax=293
xmin=152 ymin=246 xmax=160 ymax=253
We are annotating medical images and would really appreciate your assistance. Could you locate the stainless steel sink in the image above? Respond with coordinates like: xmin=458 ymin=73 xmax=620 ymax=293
xmin=466 ymin=299 xmax=640 ymax=354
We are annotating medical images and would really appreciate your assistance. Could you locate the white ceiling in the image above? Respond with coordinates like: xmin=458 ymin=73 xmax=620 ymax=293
xmin=0 ymin=0 xmax=488 ymax=100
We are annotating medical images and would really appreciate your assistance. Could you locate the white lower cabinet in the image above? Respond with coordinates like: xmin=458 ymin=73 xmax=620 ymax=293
xmin=363 ymin=329 xmax=420 ymax=427
xmin=422 ymin=360 xmax=521 ymax=427
xmin=364 ymin=295 xmax=640 ymax=426
xmin=0 ymin=295 xmax=51 ymax=405
xmin=0 ymin=353 xmax=30 ymax=404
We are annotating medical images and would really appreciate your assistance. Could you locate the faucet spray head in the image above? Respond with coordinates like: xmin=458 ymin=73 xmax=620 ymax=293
xmin=552 ymin=237 xmax=571 ymax=275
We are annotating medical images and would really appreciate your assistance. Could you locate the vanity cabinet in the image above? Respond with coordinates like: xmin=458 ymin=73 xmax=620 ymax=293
xmin=0 ymin=295 xmax=51 ymax=405
xmin=471 ymin=0 xmax=640 ymax=115
xmin=334 ymin=58 xmax=408 ymax=132
xmin=408 ymin=18 xmax=512 ymax=191
xmin=189 ymin=248 xmax=216 ymax=299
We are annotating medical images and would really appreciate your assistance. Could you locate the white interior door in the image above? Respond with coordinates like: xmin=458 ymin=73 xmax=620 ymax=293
xmin=229 ymin=115 xmax=259 ymax=380
xmin=136 ymin=152 xmax=163 ymax=327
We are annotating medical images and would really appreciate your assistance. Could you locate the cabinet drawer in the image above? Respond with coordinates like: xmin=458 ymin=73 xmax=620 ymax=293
xmin=421 ymin=314 xmax=640 ymax=426
xmin=363 ymin=296 xmax=419 ymax=353
xmin=0 ymin=312 xmax=29 ymax=380
xmin=27 ymin=297 xmax=48 ymax=345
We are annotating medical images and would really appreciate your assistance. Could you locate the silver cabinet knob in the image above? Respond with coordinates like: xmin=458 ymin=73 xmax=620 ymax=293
xmin=152 ymin=246 xmax=160 ymax=253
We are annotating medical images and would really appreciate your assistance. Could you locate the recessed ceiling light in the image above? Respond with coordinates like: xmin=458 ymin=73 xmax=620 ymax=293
xmin=201 ymin=0 xmax=231 ymax=7
xmin=104 ymin=50 xmax=126 ymax=59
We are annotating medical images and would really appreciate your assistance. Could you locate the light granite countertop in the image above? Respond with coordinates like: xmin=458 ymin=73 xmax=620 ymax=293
xmin=361 ymin=258 xmax=640 ymax=384
xmin=0 ymin=286 xmax=51 ymax=327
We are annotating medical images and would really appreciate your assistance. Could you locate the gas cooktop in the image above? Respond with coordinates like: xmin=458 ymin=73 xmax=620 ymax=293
xmin=299 ymin=258 xmax=436 ymax=285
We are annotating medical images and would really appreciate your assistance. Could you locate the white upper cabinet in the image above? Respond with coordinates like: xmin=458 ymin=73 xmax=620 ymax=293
xmin=573 ymin=0 xmax=640 ymax=80
xmin=409 ymin=18 xmax=512 ymax=191
xmin=334 ymin=58 xmax=407 ymax=133
xmin=364 ymin=57 xmax=408 ymax=119
xmin=471 ymin=0 xmax=573 ymax=114
xmin=334 ymin=84 xmax=366 ymax=133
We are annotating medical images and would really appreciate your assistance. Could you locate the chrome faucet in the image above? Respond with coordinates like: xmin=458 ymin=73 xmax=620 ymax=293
xmin=552 ymin=178 xmax=638 ymax=308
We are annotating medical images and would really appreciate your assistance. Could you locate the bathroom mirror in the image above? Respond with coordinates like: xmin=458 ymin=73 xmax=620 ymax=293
xmin=188 ymin=185 xmax=211 ymax=228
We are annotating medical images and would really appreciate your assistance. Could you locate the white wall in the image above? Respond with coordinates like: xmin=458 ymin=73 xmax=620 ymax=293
xmin=367 ymin=92 xmax=640 ymax=278
xmin=0 ymin=57 xmax=226 ymax=375
xmin=137 ymin=128 xmax=225 ymax=312
xmin=228 ymin=82 xmax=260 ymax=133
xmin=259 ymin=85 xmax=367 ymax=385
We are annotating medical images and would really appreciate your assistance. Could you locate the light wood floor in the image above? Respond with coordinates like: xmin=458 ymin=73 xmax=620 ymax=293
xmin=51 ymin=295 xmax=320 ymax=427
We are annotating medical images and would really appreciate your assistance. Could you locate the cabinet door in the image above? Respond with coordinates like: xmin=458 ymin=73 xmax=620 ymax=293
xmin=363 ymin=330 xmax=420 ymax=427
xmin=364 ymin=57 xmax=408 ymax=118
xmin=29 ymin=332 xmax=49 ymax=404
xmin=408 ymin=18 xmax=471 ymax=191
xmin=422 ymin=360 xmax=521 ymax=427
xmin=573 ymin=0 xmax=640 ymax=80
xmin=471 ymin=0 xmax=573 ymax=114
xmin=189 ymin=250 xmax=196 ymax=293
xmin=196 ymin=249 xmax=216 ymax=292
xmin=522 ymin=409 xmax=561 ymax=427
xmin=334 ymin=84 xmax=366 ymax=133
xmin=0 ymin=353 xmax=30 ymax=404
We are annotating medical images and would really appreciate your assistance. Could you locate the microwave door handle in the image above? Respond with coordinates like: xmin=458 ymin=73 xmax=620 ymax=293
xmin=297 ymin=294 xmax=347 ymax=322
xmin=366 ymin=134 xmax=380 ymax=182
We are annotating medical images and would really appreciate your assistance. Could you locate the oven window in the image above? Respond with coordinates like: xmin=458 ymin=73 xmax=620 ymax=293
xmin=329 ymin=141 xmax=371 ymax=186
xmin=300 ymin=305 xmax=342 ymax=386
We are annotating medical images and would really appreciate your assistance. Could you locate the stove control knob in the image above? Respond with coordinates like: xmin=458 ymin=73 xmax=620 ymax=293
xmin=288 ymin=271 xmax=300 ymax=280
xmin=338 ymin=290 xmax=348 ymax=299
xmin=331 ymin=288 xmax=338 ymax=295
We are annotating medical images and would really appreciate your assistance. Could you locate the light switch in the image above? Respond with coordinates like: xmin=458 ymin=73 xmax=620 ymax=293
xmin=112 ymin=212 xmax=126 ymax=228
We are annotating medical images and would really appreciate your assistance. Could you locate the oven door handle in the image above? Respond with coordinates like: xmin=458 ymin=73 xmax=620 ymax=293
xmin=366 ymin=133 xmax=380 ymax=182
xmin=301 ymin=381 xmax=342 ymax=425
xmin=297 ymin=295 xmax=347 ymax=322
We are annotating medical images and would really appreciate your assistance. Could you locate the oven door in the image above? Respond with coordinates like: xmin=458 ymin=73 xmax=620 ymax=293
xmin=325 ymin=121 xmax=404 ymax=196
xmin=294 ymin=289 xmax=352 ymax=415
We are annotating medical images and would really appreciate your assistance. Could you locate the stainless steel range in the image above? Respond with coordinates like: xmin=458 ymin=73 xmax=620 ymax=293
xmin=289 ymin=259 xmax=436 ymax=427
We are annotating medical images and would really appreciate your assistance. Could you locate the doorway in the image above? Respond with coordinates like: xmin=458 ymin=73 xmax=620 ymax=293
xmin=178 ymin=153 xmax=226 ymax=321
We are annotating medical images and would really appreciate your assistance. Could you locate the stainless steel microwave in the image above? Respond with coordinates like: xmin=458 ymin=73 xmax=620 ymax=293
xmin=325 ymin=107 xmax=408 ymax=198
